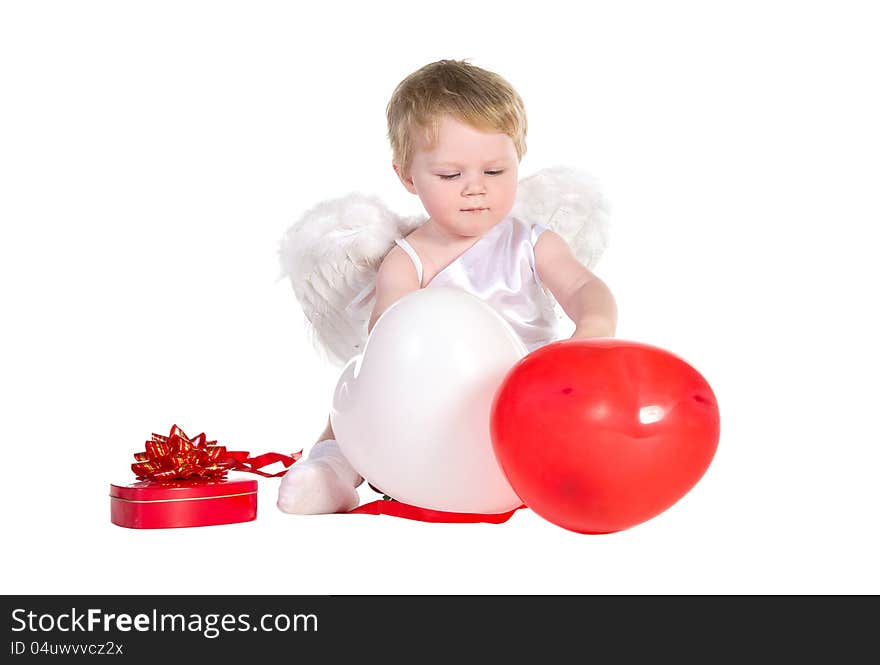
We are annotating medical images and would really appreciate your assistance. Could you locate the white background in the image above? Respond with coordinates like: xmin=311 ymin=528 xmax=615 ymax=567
xmin=2 ymin=1 xmax=878 ymax=595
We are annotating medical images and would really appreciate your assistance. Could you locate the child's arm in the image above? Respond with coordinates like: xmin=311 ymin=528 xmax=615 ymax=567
xmin=534 ymin=230 xmax=618 ymax=339
xmin=368 ymin=246 xmax=422 ymax=333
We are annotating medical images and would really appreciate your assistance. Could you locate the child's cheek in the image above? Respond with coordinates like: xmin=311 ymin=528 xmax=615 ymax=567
xmin=423 ymin=190 xmax=447 ymax=217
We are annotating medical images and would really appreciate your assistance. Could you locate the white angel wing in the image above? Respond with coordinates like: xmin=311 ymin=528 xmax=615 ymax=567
xmin=278 ymin=192 xmax=424 ymax=367
xmin=280 ymin=166 xmax=611 ymax=366
xmin=511 ymin=165 xmax=611 ymax=269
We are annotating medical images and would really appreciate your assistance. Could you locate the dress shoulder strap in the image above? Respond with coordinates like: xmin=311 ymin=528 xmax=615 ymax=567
xmin=530 ymin=221 xmax=550 ymax=246
xmin=394 ymin=237 xmax=424 ymax=286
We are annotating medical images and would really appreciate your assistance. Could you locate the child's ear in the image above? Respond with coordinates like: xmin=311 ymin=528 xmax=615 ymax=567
xmin=393 ymin=163 xmax=418 ymax=195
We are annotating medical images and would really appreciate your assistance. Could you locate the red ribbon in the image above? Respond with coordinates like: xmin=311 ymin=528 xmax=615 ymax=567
xmin=132 ymin=424 xmax=301 ymax=481
xmin=349 ymin=499 xmax=525 ymax=524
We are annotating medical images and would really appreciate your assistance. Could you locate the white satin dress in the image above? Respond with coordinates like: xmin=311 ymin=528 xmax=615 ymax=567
xmin=392 ymin=216 xmax=561 ymax=352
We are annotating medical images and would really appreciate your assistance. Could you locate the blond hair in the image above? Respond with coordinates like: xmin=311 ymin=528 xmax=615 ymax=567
xmin=386 ymin=59 xmax=528 ymax=177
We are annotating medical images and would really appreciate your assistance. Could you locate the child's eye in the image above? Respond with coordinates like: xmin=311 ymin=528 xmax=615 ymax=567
xmin=437 ymin=170 xmax=504 ymax=180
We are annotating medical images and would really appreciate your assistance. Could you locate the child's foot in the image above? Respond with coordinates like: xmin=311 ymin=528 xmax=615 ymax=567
xmin=276 ymin=439 xmax=362 ymax=515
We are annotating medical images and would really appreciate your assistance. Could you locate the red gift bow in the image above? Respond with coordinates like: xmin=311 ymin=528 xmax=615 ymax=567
xmin=132 ymin=424 xmax=301 ymax=481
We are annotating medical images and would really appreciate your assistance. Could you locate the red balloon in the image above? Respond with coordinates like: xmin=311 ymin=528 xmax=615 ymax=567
xmin=490 ymin=339 xmax=720 ymax=534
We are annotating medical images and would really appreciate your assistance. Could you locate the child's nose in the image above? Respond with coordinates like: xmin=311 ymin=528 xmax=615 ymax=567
xmin=462 ymin=175 xmax=487 ymax=195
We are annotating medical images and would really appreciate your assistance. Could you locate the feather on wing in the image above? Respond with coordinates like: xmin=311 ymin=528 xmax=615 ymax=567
xmin=512 ymin=165 xmax=611 ymax=269
xmin=278 ymin=193 xmax=424 ymax=366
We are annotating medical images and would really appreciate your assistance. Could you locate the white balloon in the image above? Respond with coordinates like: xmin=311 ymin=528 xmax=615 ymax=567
xmin=330 ymin=287 xmax=526 ymax=513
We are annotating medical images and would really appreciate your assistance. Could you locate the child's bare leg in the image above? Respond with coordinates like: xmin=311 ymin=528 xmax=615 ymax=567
xmin=276 ymin=416 xmax=363 ymax=515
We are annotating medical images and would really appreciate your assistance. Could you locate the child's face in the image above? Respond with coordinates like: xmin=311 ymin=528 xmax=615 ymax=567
xmin=396 ymin=116 xmax=519 ymax=240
